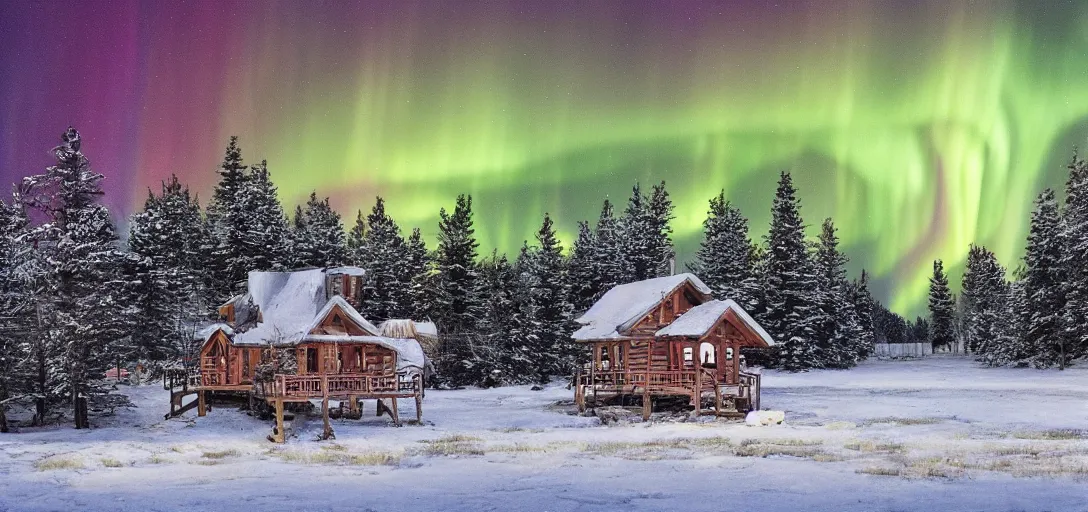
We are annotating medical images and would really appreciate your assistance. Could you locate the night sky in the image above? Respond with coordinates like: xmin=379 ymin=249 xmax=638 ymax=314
xmin=3 ymin=1 xmax=1088 ymax=315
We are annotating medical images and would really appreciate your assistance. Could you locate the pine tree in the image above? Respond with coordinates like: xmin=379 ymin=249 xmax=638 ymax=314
xmin=762 ymin=172 xmax=822 ymax=371
xmin=434 ymin=194 xmax=480 ymax=334
xmin=567 ymin=221 xmax=598 ymax=314
xmin=617 ymin=184 xmax=655 ymax=282
xmin=289 ymin=191 xmax=345 ymax=269
xmin=19 ymin=127 xmax=125 ymax=429
xmin=127 ymin=175 xmax=208 ymax=365
xmin=1020 ymin=189 xmax=1068 ymax=368
xmin=205 ymin=137 xmax=249 ymax=303
xmin=647 ymin=181 xmax=676 ymax=277
xmin=959 ymin=245 xmax=988 ymax=354
xmin=590 ymin=199 xmax=624 ymax=298
xmin=688 ymin=191 xmax=761 ymax=311
xmin=927 ymin=259 xmax=956 ymax=352
xmin=404 ymin=228 xmax=434 ymax=320
xmin=1059 ymin=153 xmax=1088 ymax=366
xmin=813 ymin=218 xmax=861 ymax=368
xmin=356 ymin=197 xmax=410 ymax=321
xmin=523 ymin=214 xmax=576 ymax=382
xmin=849 ymin=270 xmax=876 ymax=358
xmin=0 ymin=197 xmax=32 ymax=432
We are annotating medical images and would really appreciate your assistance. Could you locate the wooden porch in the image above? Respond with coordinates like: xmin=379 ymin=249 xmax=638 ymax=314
xmin=574 ymin=367 xmax=761 ymax=419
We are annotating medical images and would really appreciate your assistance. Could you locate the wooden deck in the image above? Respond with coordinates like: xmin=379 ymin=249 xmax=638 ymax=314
xmin=574 ymin=369 xmax=761 ymax=419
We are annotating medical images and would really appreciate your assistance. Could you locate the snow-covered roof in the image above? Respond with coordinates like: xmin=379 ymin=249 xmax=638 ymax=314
xmin=414 ymin=321 xmax=438 ymax=337
xmin=572 ymin=273 xmax=713 ymax=341
xmin=304 ymin=295 xmax=381 ymax=337
xmin=655 ymin=299 xmax=775 ymax=347
xmin=302 ymin=334 xmax=427 ymax=372
xmin=195 ymin=323 xmax=233 ymax=341
xmin=233 ymin=269 xmax=329 ymax=345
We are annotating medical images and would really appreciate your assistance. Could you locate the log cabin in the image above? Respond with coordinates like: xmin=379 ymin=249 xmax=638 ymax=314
xmin=572 ymin=273 xmax=774 ymax=419
xmin=171 ymin=267 xmax=429 ymax=442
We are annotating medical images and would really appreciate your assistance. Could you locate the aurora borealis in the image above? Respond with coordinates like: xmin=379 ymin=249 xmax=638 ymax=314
xmin=3 ymin=1 xmax=1088 ymax=315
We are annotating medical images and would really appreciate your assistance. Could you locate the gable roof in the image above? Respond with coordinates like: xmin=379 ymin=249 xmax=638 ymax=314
xmin=233 ymin=269 xmax=328 ymax=345
xmin=572 ymin=273 xmax=712 ymax=341
xmin=304 ymin=295 xmax=381 ymax=337
xmin=655 ymin=299 xmax=775 ymax=346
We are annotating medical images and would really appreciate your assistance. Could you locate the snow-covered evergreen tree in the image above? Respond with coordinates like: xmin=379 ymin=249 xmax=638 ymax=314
xmin=646 ymin=181 xmax=676 ymax=277
xmin=0 ymin=198 xmax=32 ymax=432
xmin=813 ymin=218 xmax=861 ymax=368
xmin=356 ymin=197 xmax=411 ymax=321
xmin=289 ymin=191 xmax=345 ymax=269
xmin=204 ymin=137 xmax=249 ymax=303
xmin=567 ymin=221 xmax=598 ymax=314
xmin=126 ymin=175 xmax=208 ymax=365
xmin=404 ymin=228 xmax=434 ymax=320
xmin=523 ymin=214 xmax=576 ymax=382
xmin=849 ymin=270 xmax=876 ymax=358
xmin=959 ymin=245 xmax=988 ymax=354
xmin=1059 ymin=153 xmax=1088 ymax=366
xmin=1020 ymin=189 xmax=1068 ymax=368
xmin=590 ymin=199 xmax=625 ymax=298
xmin=19 ymin=127 xmax=126 ymax=429
xmin=433 ymin=194 xmax=480 ymax=335
xmin=927 ymin=259 xmax=956 ymax=352
xmin=688 ymin=191 xmax=761 ymax=311
xmin=762 ymin=172 xmax=822 ymax=371
xmin=617 ymin=184 xmax=655 ymax=282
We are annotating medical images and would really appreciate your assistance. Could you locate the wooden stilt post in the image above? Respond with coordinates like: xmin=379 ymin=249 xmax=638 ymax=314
xmin=197 ymin=390 xmax=207 ymax=417
xmin=272 ymin=399 xmax=285 ymax=443
xmin=376 ymin=399 xmax=385 ymax=417
xmin=642 ymin=389 xmax=651 ymax=421
xmin=414 ymin=375 xmax=423 ymax=423
xmin=390 ymin=397 xmax=401 ymax=426
xmin=321 ymin=397 xmax=334 ymax=440
xmin=693 ymin=365 xmax=702 ymax=415
xmin=714 ymin=383 xmax=723 ymax=417
xmin=348 ymin=395 xmax=359 ymax=416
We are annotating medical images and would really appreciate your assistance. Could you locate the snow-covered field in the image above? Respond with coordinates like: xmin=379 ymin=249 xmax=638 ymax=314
xmin=2 ymin=356 xmax=1087 ymax=512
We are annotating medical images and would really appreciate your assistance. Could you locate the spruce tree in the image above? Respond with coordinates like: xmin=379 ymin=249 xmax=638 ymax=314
xmin=959 ymin=245 xmax=988 ymax=354
xmin=617 ymin=183 xmax=655 ymax=282
xmin=127 ymin=175 xmax=208 ymax=364
xmin=524 ymin=214 xmax=575 ymax=382
xmin=1059 ymin=153 xmax=1088 ymax=366
xmin=357 ymin=197 xmax=410 ymax=321
xmin=814 ymin=218 xmax=860 ymax=368
xmin=285 ymin=191 xmax=342 ymax=269
xmin=567 ymin=221 xmax=598 ymax=314
xmin=19 ymin=127 xmax=125 ymax=429
xmin=688 ymin=191 xmax=760 ymax=311
xmin=590 ymin=199 xmax=624 ymax=298
xmin=0 ymin=198 xmax=32 ymax=432
xmin=205 ymin=137 xmax=249 ymax=303
xmin=647 ymin=181 xmax=676 ymax=276
xmin=434 ymin=194 xmax=480 ymax=334
xmin=849 ymin=270 xmax=876 ymax=358
xmin=1021 ymin=189 xmax=1068 ymax=368
xmin=762 ymin=172 xmax=822 ymax=371
xmin=404 ymin=228 xmax=434 ymax=320
xmin=927 ymin=259 xmax=956 ymax=352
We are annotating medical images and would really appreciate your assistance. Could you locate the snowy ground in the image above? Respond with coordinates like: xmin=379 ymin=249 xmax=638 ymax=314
xmin=2 ymin=356 xmax=1087 ymax=512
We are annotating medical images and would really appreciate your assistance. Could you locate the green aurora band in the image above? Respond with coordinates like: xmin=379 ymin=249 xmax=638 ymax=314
xmin=6 ymin=1 xmax=1088 ymax=315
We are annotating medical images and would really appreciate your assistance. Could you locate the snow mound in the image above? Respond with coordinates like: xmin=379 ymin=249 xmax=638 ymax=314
xmin=745 ymin=410 xmax=785 ymax=426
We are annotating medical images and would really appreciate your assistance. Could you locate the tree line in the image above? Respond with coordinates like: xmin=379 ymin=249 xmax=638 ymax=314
xmin=0 ymin=128 xmax=881 ymax=431
xmin=925 ymin=152 xmax=1088 ymax=369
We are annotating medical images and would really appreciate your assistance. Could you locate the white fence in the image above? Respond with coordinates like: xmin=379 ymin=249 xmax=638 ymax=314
xmin=873 ymin=342 xmax=933 ymax=358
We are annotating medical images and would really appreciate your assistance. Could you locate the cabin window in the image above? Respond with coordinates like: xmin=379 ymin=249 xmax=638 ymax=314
xmin=700 ymin=342 xmax=716 ymax=367
xmin=682 ymin=347 xmax=693 ymax=365
xmin=242 ymin=350 xmax=250 ymax=377
xmin=306 ymin=348 xmax=319 ymax=374
xmin=355 ymin=347 xmax=363 ymax=370
xmin=599 ymin=345 xmax=611 ymax=370
xmin=614 ymin=344 xmax=625 ymax=370
xmin=725 ymin=347 xmax=734 ymax=361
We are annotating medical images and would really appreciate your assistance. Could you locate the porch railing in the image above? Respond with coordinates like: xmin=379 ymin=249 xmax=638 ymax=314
xmin=260 ymin=372 xmax=421 ymax=399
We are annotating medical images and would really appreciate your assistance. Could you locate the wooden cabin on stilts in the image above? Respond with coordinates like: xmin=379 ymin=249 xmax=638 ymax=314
xmin=167 ymin=267 xmax=429 ymax=443
xmin=572 ymin=273 xmax=774 ymax=419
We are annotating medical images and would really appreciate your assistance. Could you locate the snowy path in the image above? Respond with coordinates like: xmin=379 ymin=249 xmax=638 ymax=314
xmin=1 ymin=356 xmax=1087 ymax=512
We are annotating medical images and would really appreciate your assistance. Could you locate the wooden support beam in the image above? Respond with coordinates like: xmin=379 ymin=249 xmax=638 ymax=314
xmin=348 ymin=395 xmax=359 ymax=415
xmin=414 ymin=375 xmax=423 ymax=423
xmin=390 ymin=397 xmax=401 ymax=426
xmin=642 ymin=389 xmax=651 ymax=421
xmin=376 ymin=398 xmax=386 ymax=417
xmin=715 ymin=384 xmax=723 ymax=417
xmin=320 ymin=397 xmax=334 ymax=440
xmin=197 ymin=390 xmax=207 ymax=417
xmin=270 ymin=398 xmax=285 ymax=444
